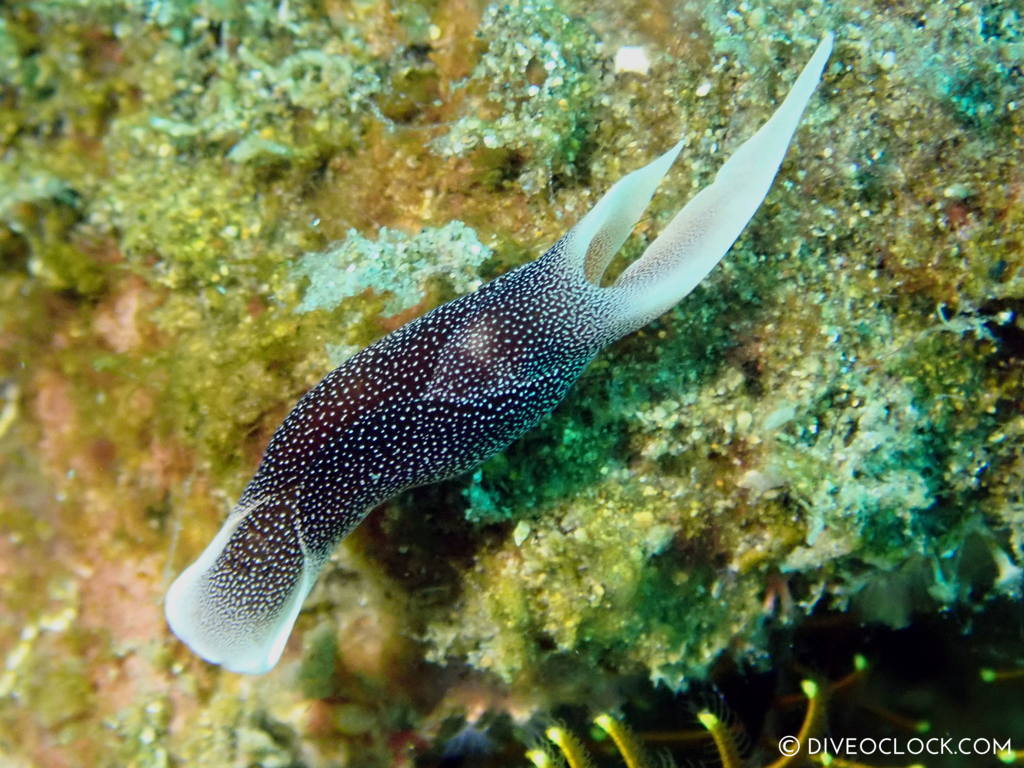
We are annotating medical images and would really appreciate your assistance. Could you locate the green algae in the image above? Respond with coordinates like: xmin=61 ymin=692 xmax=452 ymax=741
xmin=296 ymin=622 xmax=343 ymax=701
xmin=432 ymin=0 xmax=603 ymax=193
xmin=293 ymin=221 xmax=492 ymax=315
xmin=0 ymin=0 xmax=1023 ymax=765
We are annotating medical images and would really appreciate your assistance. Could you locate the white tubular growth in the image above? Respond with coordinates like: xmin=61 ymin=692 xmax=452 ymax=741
xmin=573 ymin=33 xmax=833 ymax=342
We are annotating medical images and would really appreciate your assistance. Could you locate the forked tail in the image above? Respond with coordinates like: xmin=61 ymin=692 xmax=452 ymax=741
xmin=556 ymin=33 xmax=833 ymax=344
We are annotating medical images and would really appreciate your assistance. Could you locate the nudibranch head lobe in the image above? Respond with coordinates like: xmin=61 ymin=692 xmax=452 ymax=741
xmin=164 ymin=495 xmax=315 ymax=674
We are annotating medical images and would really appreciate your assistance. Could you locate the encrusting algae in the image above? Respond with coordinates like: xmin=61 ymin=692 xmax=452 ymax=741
xmin=0 ymin=0 xmax=1022 ymax=766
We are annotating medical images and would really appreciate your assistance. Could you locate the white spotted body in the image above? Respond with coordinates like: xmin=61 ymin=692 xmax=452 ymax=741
xmin=166 ymin=34 xmax=833 ymax=674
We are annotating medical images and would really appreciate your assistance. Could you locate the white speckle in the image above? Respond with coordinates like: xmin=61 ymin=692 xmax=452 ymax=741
xmin=943 ymin=183 xmax=973 ymax=199
xmin=614 ymin=45 xmax=650 ymax=76
xmin=513 ymin=520 xmax=531 ymax=546
xmin=695 ymin=80 xmax=712 ymax=98
xmin=737 ymin=469 xmax=785 ymax=494
xmin=735 ymin=411 xmax=752 ymax=432
xmin=763 ymin=404 xmax=796 ymax=431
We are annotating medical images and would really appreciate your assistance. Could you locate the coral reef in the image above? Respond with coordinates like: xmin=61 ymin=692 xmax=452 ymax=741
xmin=0 ymin=0 xmax=1022 ymax=765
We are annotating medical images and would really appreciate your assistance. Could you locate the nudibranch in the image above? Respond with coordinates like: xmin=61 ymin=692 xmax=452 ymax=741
xmin=166 ymin=34 xmax=833 ymax=674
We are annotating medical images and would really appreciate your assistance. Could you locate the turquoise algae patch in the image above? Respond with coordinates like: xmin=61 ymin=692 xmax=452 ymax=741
xmin=291 ymin=221 xmax=493 ymax=315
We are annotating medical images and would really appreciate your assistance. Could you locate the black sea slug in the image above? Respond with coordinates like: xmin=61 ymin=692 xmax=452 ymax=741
xmin=166 ymin=34 xmax=834 ymax=674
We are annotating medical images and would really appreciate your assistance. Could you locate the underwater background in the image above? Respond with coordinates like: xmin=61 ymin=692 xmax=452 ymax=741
xmin=0 ymin=0 xmax=1022 ymax=766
